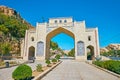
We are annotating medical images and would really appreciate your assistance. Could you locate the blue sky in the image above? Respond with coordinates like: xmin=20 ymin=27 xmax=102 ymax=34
xmin=51 ymin=33 xmax=74 ymax=50
xmin=0 ymin=0 xmax=120 ymax=50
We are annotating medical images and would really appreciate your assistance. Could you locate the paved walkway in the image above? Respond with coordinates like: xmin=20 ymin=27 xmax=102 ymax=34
xmin=0 ymin=60 xmax=46 ymax=80
xmin=42 ymin=59 xmax=120 ymax=80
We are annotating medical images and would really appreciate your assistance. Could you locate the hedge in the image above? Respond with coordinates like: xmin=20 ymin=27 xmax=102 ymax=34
xmin=93 ymin=60 xmax=120 ymax=74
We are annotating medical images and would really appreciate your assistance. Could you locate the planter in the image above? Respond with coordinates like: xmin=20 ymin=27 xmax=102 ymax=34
xmin=32 ymin=61 xmax=62 ymax=80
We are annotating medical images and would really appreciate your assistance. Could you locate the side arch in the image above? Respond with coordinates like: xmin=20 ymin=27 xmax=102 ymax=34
xmin=28 ymin=46 xmax=35 ymax=60
xmin=87 ymin=45 xmax=94 ymax=60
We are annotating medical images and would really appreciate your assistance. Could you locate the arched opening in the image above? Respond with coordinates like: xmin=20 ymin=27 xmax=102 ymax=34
xmin=87 ymin=45 xmax=94 ymax=60
xmin=28 ymin=46 xmax=35 ymax=60
xmin=46 ymin=27 xmax=75 ymax=59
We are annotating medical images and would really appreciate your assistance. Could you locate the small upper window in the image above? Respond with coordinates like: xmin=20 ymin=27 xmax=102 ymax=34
xmin=64 ymin=20 xmax=67 ymax=23
xmin=88 ymin=36 xmax=91 ymax=41
xmin=31 ymin=37 xmax=34 ymax=41
xmin=59 ymin=20 xmax=62 ymax=23
xmin=55 ymin=20 xmax=57 ymax=23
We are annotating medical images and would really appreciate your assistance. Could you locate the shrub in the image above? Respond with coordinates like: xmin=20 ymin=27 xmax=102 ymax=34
xmin=93 ymin=61 xmax=103 ymax=67
xmin=55 ymin=54 xmax=60 ymax=61
xmin=52 ymin=58 xmax=57 ymax=64
xmin=9 ymin=61 xmax=17 ymax=64
xmin=107 ymin=60 xmax=120 ymax=74
xmin=45 ymin=59 xmax=51 ymax=67
xmin=93 ymin=60 xmax=120 ymax=74
xmin=0 ymin=62 xmax=5 ymax=66
xmin=36 ymin=64 xmax=42 ymax=72
xmin=12 ymin=64 xmax=32 ymax=80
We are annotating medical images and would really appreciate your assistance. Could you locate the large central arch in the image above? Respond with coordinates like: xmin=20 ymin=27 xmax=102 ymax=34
xmin=46 ymin=27 xmax=75 ymax=59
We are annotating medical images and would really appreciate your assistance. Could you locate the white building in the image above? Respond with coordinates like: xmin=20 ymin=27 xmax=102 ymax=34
xmin=21 ymin=17 xmax=100 ymax=61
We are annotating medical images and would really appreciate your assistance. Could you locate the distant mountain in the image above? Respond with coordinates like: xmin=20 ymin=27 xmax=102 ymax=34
xmin=100 ymin=44 xmax=120 ymax=53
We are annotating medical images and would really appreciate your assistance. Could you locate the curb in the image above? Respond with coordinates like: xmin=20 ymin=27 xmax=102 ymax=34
xmin=0 ymin=64 xmax=18 ymax=69
xmin=85 ymin=61 xmax=120 ymax=78
xmin=33 ymin=61 xmax=62 ymax=80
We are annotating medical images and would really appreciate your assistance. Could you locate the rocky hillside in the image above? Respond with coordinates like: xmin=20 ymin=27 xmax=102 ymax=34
xmin=0 ymin=6 xmax=34 ymax=56
xmin=100 ymin=44 xmax=120 ymax=53
xmin=0 ymin=5 xmax=34 ymax=30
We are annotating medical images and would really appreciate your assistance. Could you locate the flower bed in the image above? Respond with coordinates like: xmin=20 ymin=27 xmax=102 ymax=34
xmin=32 ymin=62 xmax=57 ymax=77
xmin=32 ymin=61 xmax=61 ymax=80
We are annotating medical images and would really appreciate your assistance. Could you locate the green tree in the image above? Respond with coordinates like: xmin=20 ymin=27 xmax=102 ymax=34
xmin=0 ymin=42 xmax=11 ymax=60
xmin=55 ymin=54 xmax=61 ymax=61
xmin=0 ymin=13 xmax=28 ymax=39
xmin=50 ymin=41 xmax=58 ymax=50
xmin=0 ymin=25 xmax=9 ymax=35
xmin=0 ymin=13 xmax=29 ymax=56
xmin=68 ymin=48 xmax=75 ymax=57
xmin=57 ymin=48 xmax=65 ymax=55
xmin=101 ymin=49 xmax=120 ymax=57
xmin=117 ymin=50 xmax=120 ymax=57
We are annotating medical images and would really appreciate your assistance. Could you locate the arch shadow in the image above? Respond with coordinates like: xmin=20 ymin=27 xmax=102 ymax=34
xmin=87 ymin=45 xmax=94 ymax=60
xmin=28 ymin=46 xmax=35 ymax=60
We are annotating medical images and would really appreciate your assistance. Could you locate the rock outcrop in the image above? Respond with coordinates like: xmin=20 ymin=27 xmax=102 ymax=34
xmin=0 ymin=6 xmax=34 ymax=56
xmin=100 ymin=44 xmax=120 ymax=53
xmin=0 ymin=5 xmax=34 ymax=30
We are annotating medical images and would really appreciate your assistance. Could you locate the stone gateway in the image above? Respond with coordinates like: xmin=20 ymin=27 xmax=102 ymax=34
xmin=21 ymin=17 xmax=100 ymax=61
